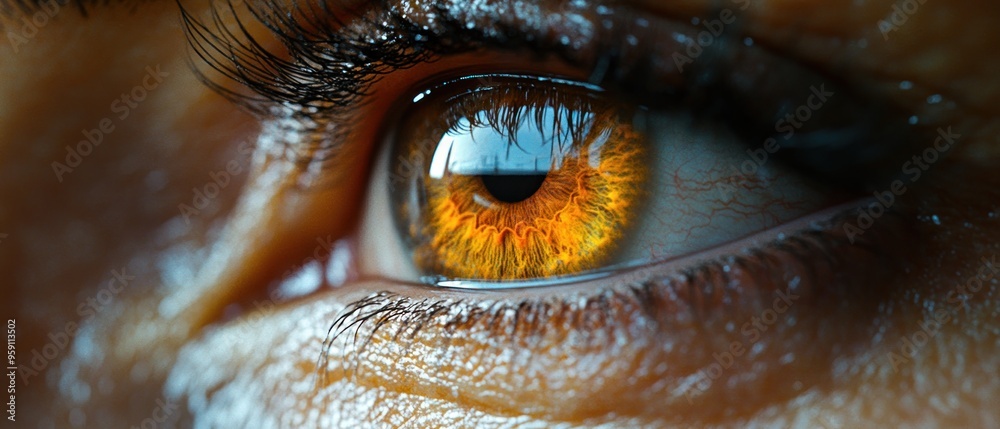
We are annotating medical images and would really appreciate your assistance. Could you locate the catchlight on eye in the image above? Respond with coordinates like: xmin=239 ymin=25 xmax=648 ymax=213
xmin=389 ymin=75 xmax=650 ymax=281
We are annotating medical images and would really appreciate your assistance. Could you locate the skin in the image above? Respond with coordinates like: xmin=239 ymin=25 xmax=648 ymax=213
xmin=3 ymin=0 xmax=999 ymax=427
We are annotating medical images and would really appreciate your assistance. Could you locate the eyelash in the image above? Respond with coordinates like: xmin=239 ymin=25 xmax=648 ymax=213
xmin=180 ymin=0 xmax=748 ymax=169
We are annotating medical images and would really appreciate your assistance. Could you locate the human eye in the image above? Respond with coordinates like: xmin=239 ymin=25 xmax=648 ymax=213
xmin=10 ymin=0 xmax=999 ymax=427
xmin=363 ymin=62 xmax=900 ymax=286
xmin=370 ymin=74 xmax=839 ymax=283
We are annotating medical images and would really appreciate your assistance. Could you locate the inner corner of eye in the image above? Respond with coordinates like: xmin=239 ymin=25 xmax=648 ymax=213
xmin=358 ymin=72 xmax=837 ymax=287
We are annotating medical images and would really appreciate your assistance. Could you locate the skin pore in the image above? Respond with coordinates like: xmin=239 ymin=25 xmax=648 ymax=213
xmin=4 ymin=0 xmax=999 ymax=427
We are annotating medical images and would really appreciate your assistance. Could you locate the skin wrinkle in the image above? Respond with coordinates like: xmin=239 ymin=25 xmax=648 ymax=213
xmin=3 ymin=0 xmax=998 ymax=427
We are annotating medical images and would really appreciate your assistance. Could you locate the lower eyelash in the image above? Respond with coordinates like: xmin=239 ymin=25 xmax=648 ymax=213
xmin=319 ymin=202 xmax=912 ymax=379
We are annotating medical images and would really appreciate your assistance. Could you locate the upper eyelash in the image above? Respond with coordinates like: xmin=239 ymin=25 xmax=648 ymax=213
xmin=436 ymin=77 xmax=617 ymax=155
xmin=179 ymin=0 xmax=504 ymax=169
xmin=181 ymin=0 xmax=913 ymax=186
xmin=178 ymin=0 xmax=709 ymax=118
xmin=181 ymin=0 xmax=465 ymax=114
xmin=178 ymin=0 xmax=728 ymax=172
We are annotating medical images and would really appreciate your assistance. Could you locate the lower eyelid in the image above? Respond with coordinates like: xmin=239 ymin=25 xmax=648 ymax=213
xmin=319 ymin=200 xmax=915 ymax=421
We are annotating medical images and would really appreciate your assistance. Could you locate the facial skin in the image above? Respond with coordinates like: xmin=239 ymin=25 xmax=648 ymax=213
xmin=3 ymin=0 xmax=999 ymax=427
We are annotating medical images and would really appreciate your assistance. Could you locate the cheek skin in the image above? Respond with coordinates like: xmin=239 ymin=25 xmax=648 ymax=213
xmin=1 ymin=4 xmax=368 ymax=427
xmin=1 ymin=2 xmax=255 ymax=423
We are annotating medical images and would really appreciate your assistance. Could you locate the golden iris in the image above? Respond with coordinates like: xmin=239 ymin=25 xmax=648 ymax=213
xmin=391 ymin=76 xmax=648 ymax=280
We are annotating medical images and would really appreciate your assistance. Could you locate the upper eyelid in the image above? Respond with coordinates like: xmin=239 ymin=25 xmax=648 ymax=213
xmin=182 ymin=0 xmax=921 ymax=184
xmin=180 ymin=0 xmax=720 ymax=172
xmin=181 ymin=0 xmax=718 ymax=115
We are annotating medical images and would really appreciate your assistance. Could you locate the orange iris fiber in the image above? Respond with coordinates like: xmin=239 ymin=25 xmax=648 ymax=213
xmin=394 ymin=78 xmax=648 ymax=280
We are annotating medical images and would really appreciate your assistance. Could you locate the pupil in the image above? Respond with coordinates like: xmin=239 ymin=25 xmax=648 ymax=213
xmin=479 ymin=174 xmax=548 ymax=203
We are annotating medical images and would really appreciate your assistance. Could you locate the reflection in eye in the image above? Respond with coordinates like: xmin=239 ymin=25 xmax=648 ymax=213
xmin=391 ymin=75 xmax=647 ymax=280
